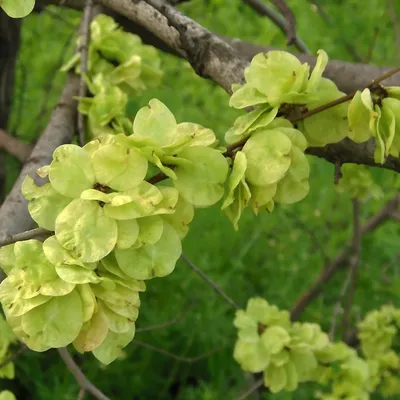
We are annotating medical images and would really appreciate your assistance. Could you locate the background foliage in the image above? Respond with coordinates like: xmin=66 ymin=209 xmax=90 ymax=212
xmin=1 ymin=0 xmax=400 ymax=398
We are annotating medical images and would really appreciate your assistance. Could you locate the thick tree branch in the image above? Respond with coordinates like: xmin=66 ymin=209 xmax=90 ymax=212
xmin=40 ymin=0 xmax=400 ymax=173
xmin=0 ymin=74 xmax=79 ymax=282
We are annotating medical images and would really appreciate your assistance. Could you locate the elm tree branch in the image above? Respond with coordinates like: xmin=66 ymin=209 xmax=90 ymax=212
xmin=242 ymin=0 xmax=309 ymax=53
xmin=0 ymin=227 xmax=50 ymax=248
xmin=77 ymin=0 xmax=94 ymax=146
xmin=181 ymin=253 xmax=240 ymax=310
xmin=58 ymin=348 xmax=110 ymax=400
xmin=290 ymin=193 xmax=399 ymax=321
xmin=340 ymin=199 xmax=362 ymax=340
xmin=132 ymin=339 xmax=228 ymax=363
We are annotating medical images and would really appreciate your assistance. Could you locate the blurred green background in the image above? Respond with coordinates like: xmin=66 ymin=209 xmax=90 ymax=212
xmin=1 ymin=0 xmax=400 ymax=399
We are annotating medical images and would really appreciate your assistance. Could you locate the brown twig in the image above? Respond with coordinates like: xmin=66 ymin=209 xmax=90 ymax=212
xmin=0 ymin=129 xmax=33 ymax=162
xmin=340 ymin=199 xmax=362 ymax=340
xmin=387 ymin=0 xmax=400 ymax=64
xmin=269 ymin=0 xmax=298 ymax=46
xmin=58 ymin=348 xmax=110 ymax=400
xmin=136 ymin=299 xmax=199 ymax=332
xmin=290 ymin=194 xmax=399 ymax=321
xmin=0 ymin=344 xmax=27 ymax=370
xmin=77 ymin=389 xmax=86 ymax=400
xmin=238 ymin=377 xmax=264 ymax=400
xmin=242 ymin=0 xmax=309 ymax=53
xmin=308 ymin=0 xmax=363 ymax=62
xmin=365 ymin=27 xmax=380 ymax=63
xmin=181 ymin=253 xmax=240 ymax=310
xmin=0 ymin=227 xmax=50 ymax=248
xmin=334 ymin=160 xmax=343 ymax=185
xmin=132 ymin=339 xmax=228 ymax=363
xmin=77 ymin=0 xmax=94 ymax=146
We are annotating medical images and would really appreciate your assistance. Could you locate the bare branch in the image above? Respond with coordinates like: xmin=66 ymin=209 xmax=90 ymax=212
xmin=269 ymin=0 xmax=298 ymax=46
xmin=238 ymin=377 xmax=264 ymax=400
xmin=341 ymin=199 xmax=362 ymax=340
xmin=0 ymin=129 xmax=33 ymax=162
xmin=181 ymin=253 xmax=240 ymax=310
xmin=0 ymin=227 xmax=50 ymax=248
xmin=0 ymin=73 xmax=79 ymax=283
xmin=132 ymin=339 xmax=228 ymax=363
xmin=387 ymin=0 xmax=400 ymax=63
xmin=136 ymin=299 xmax=198 ymax=332
xmin=0 ymin=344 xmax=26 ymax=370
xmin=290 ymin=194 xmax=399 ymax=320
xmin=242 ymin=0 xmax=309 ymax=53
xmin=57 ymin=348 xmax=110 ymax=400
xmin=308 ymin=0 xmax=363 ymax=62
xmin=77 ymin=0 xmax=94 ymax=146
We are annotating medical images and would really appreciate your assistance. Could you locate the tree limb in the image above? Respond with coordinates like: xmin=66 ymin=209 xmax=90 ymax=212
xmin=290 ymin=194 xmax=399 ymax=321
xmin=58 ymin=348 xmax=110 ymax=400
xmin=242 ymin=0 xmax=309 ymax=53
xmin=0 ymin=129 xmax=33 ymax=162
xmin=0 ymin=74 xmax=79 ymax=282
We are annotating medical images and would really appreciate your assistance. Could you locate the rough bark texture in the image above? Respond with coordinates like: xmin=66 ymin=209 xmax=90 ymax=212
xmin=0 ymin=74 xmax=79 ymax=242
xmin=0 ymin=10 xmax=21 ymax=200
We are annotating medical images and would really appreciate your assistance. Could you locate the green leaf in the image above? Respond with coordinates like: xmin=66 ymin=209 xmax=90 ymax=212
xmin=229 ymin=84 xmax=267 ymax=109
xmin=0 ymin=0 xmax=35 ymax=18
xmin=274 ymin=174 xmax=309 ymax=205
xmin=99 ymin=300 xmax=133 ymax=333
xmin=261 ymin=326 xmax=291 ymax=354
xmin=348 ymin=90 xmax=372 ymax=143
xmin=22 ymin=176 xmax=72 ymax=231
xmin=55 ymin=264 xmax=101 ymax=284
xmin=290 ymin=348 xmax=318 ymax=381
xmin=76 ymin=284 xmax=97 ymax=323
xmin=0 ymin=391 xmax=16 ymax=400
xmin=133 ymin=99 xmax=177 ymax=146
xmin=103 ymin=182 xmax=163 ymax=220
xmin=307 ymin=49 xmax=328 ymax=91
xmin=264 ymin=363 xmax=287 ymax=393
xmin=135 ymin=216 xmax=164 ymax=247
xmin=55 ymin=199 xmax=118 ymax=262
xmin=91 ymin=143 xmax=148 ymax=191
xmin=73 ymin=310 xmax=108 ymax=353
xmin=234 ymin=339 xmax=270 ymax=373
xmin=0 ymin=245 xmax=16 ymax=276
xmin=162 ymin=195 xmax=194 ymax=239
xmin=116 ymin=219 xmax=140 ymax=249
xmin=49 ymin=145 xmax=95 ymax=198
xmin=174 ymin=147 xmax=228 ymax=207
xmin=21 ymin=290 xmax=83 ymax=348
xmin=115 ymin=222 xmax=181 ymax=280
xmin=92 ymin=323 xmax=135 ymax=365
xmin=243 ymin=129 xmax=292 ymax=186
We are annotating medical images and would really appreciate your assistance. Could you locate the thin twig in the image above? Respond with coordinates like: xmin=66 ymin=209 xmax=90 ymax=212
xmin=0 ymin=344 xmax=27 ymax=370
xmin=77 ymin=389 xmax=86 ymax=400
xmin=237 ymin=377 xmax=264 ymax=400
xmin=341 ymin=199 xmax=362 ymax=340
xmin=308 ymin=0 xmax=363 ymax=62
xmin=132 ymin=339 xmax=228 ymax=363
xmin=58 ymin=348 xmax=110 ymax=400
xmin=329 ymin=266 xmax=352 ymax=340
xmin=387 ymin=0 xmax=400 ymax=64
xmin=0 ymin=227 xmax=50 ymax=248
xmin=77 ymin=0 xmax=94 ymax=146
xmin=181 ymin=253 xmax=240 ymax=310
xmin=365 ymin=27 xmax=380 ymax=63
xmin=242 ymin=0 xmax=309 ymax=53
xmin=269 ymin=0 xmax=298 ymax=46
xmin=290 ymin=194 xmax=399 ymax=320
xmin=136 ymin=299 xmax=199 ymax=332
xmin=0 ymin=129 xmax=33 ymax=162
